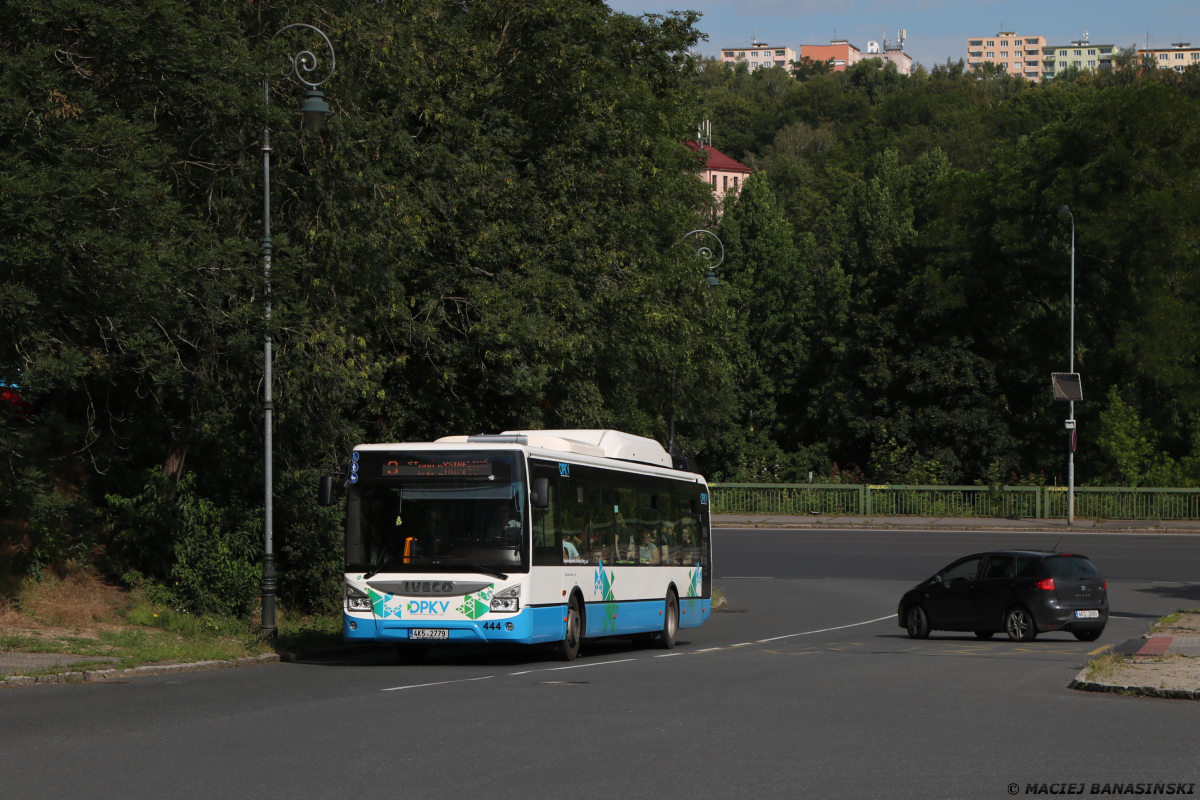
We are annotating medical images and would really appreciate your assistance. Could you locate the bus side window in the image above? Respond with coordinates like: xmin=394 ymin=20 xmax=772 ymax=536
xmin=588 ymin=484 xmax=615 ymax=565
xmin=660 ymin=493 xmax=680 ymax=565
xmin=532 ymin=472 xmax=561 ymax=567
xmin=678 ymin=509 xmax=699 ymax=565
xmin=559 ymin=476 xmax=587 ymax=564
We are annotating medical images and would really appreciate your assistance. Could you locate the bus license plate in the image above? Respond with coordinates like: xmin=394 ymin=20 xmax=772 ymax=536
xmin=410 ymin=629 xmax=448 ymax=640
xmin=1075 ymin=610 xmax=1099 ymax=619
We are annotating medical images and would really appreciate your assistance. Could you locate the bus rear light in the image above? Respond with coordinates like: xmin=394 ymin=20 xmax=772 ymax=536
xmin=1035 ymin=578 xmax=1055 ymax=591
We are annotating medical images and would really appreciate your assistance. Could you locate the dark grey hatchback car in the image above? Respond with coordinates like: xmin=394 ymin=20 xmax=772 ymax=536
xmin=898 ymin=551 xmax=1108 ymax=642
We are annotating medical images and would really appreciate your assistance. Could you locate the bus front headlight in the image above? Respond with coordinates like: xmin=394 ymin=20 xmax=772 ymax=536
xmin=345 ymin=584 xmax=371 ymax=613
xmin=490 ymin=585 xmax=520 ymax=613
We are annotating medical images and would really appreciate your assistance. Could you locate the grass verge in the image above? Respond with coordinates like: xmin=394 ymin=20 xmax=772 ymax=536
xmin=1083 ymin=652 xmax=1126 ymax=682
xmin=2 ymin=567 xmax=346 ymax=674
xmin=1146 ymin=608 xmax=1200 ymax=636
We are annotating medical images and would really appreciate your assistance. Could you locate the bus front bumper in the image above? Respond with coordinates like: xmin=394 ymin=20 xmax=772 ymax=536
xmin=343 ymin=605 xmax=566 ymax=645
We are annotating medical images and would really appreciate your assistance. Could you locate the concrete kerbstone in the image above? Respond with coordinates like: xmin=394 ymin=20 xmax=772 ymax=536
xmin=2 ymin=652 xmax=281 ymax=689
xmin=1069 ymin=668 xmax=1200 ymax=701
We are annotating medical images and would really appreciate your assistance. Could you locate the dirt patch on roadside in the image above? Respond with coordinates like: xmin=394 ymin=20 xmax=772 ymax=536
xmin=1103 ymin=655 xmax=1200 ymax=693
xmin=1084 ymin=612 xmax=1200 ymax=694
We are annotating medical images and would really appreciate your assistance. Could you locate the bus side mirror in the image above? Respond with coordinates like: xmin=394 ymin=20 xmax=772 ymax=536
xmin=531 ymin=477 xmax=550 ymax=509
xmin=318 ymin=474 xmax=336 ymax=507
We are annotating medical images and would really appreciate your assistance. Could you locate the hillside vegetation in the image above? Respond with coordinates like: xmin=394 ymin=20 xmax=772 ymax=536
xmin=2 ymin=1 xmax=1199 ymax=614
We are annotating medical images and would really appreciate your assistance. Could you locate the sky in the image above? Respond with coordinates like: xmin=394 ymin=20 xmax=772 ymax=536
xmin=603 ymin=0 xmax=1200 ymax=69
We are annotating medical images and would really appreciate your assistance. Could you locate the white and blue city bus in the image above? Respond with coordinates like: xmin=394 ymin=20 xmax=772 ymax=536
xmin=323 ymin=430 xmax=712 ymax=660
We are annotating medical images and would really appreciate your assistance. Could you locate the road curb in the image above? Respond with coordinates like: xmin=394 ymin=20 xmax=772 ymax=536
xmin=1068 ymin=667 xmax=1200 ymax=700
xmin=1 ymin=653 xmax=280 ymax=689
xmin=713 ymin=520 xmax=1196 ymax=534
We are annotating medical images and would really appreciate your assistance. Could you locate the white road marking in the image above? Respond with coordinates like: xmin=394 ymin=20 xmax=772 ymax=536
xmin=754 ymin=614 xmax=897 ymax=644
xmin=382 ymin=676 xmax=494 ymax=692
xmin=510 ymin=658 xmax=635 ymax=676
xmin=384 ymin=613 xmax=904 ymax=690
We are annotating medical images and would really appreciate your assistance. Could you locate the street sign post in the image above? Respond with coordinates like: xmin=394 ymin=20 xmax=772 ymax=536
xmin=1052 ymin=372 xmax=1082 ymax=402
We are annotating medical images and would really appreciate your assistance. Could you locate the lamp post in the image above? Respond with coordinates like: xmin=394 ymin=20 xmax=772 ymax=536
xmin=1059 ymin=205 xmax=1076 ymax=526
xmin=259 ymin=24 xmax=336 ymax=639
xmin=666 ymin=231 xmax=724 ymax=460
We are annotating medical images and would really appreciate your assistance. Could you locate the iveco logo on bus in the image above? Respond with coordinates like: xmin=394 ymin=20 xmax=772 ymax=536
xmin=402 ymin=581 xmax=455 ymax=594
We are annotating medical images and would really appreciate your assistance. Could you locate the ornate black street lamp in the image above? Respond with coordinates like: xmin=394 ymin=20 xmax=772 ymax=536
xmin=259 ymin=24 xmax=336 ymax=639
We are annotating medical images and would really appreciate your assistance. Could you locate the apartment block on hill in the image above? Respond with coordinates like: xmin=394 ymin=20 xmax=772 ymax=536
xmin=966 ymin=32 xmax=1047 ymax=81
xmin=799 ymin=40 xmax=862 ymax=72
xmin=1138 ymin=42 xmax=1200 ymax=73
xmin=1042 ymin=39 xmax=1116 ymax=80
xmin=865 ymin=31 xmax=912 ymax=75
xmin=966 ymin=31 xmax=1116 ymax=82
xmin=720 ymin=40 xmax=798 ymax=73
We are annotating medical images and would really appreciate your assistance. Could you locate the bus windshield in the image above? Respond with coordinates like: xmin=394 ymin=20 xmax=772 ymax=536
xmin=346 ymin=451 xmax=527 ymax=574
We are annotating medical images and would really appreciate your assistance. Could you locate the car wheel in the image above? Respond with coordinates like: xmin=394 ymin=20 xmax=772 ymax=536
xmin=974 ymin=631 xmax=995 ymax=640
xmin=905 ymin=605 xmax=930 ymax=639
xmin=658 ymin=592 xmax=679 ymax=649
xmin=556 ymin=595 xmax=582 ymax=661
xmin=1073 ymin=628 xmax=1102 ymax=642
xmin=1004 ymin=607 xmax=1037 ymax=642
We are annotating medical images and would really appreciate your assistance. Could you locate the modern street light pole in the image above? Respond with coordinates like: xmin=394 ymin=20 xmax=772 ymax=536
xmin=259 ymin=24 xmax=335 ymax=639
xmin=1059 ymin=205 xmax=1076 ymax=526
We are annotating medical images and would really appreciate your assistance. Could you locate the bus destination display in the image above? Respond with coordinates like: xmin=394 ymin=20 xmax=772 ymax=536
xmin=381 ymin=458 xmax=492 ymax=477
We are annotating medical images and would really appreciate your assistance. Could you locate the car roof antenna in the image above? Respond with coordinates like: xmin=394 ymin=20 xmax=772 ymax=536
xmin=1049 ymin=535 xmax=1063 ymax=553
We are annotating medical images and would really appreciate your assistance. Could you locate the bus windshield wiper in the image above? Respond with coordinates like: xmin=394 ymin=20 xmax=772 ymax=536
xmin=462 ymin=564 xmax=508 ymax=580
xmin=428 ymin=556 xmax=509 ymax=581
xmin=363 ymin=560 xmax=406 ymax=580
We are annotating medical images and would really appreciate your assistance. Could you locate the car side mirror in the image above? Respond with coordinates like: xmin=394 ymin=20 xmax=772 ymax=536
xmin=531 ymin=477 xmax=550 ymax=509
xmin=933 ymin=573 xmax=944 ymax=585
xmin=318 ymin=474 xmax=336 ymax=507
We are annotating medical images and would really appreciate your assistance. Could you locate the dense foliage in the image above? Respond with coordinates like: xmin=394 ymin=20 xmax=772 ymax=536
xmin=703 ymin=57 xmax=1200 ymax=488
xmin=1 ymin=0 xmax=730 ymax=609
xmin=3 ymin=2 xmax=1200 ymax=613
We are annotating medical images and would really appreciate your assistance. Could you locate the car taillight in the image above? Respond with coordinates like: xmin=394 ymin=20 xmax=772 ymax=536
xmin=1103 ymin=580 xmax=1107 ymax=591
xmin=1035 ymin=577 xmax=1055 ymax=591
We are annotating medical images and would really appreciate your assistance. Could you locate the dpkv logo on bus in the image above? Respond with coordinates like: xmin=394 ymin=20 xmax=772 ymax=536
xmin=406 ymin=600 xmax=451 ymax=615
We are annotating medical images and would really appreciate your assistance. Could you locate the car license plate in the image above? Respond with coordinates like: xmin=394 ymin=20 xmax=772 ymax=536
xmin=409 ymin=629 xmax=449 ymax=640
xmin=1075 ymin=610 xmax=1100 ymax=619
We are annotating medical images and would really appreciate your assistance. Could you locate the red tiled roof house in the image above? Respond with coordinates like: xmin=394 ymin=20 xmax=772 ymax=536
xmin=685 ymin=141 xmax=753 ymax=206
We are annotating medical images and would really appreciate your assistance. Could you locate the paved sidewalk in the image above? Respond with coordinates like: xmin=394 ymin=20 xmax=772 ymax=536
xmin=0 ymin=652 xmax=118 ymax=677
xmin=1133 ymin=635 xmax=1200 ymax=657
xmin=712 ymin=514 xmax=1200 ymax=533
xmin=1071 ymin=612 xmax=1200 ymax=700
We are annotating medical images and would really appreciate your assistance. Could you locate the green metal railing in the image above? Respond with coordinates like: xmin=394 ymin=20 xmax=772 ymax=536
xmin=709 ymin=483 xmax=1200 ymax=521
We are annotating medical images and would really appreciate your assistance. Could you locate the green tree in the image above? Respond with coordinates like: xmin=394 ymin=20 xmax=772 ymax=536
xmin=0 ymin=0 xmax=738 ymax=607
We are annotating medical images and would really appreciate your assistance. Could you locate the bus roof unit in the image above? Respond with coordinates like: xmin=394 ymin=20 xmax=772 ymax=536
xmin=434 ymin=429 xmax=672 ymax=468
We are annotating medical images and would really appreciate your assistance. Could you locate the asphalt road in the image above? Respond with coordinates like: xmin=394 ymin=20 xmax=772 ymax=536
xmin=3 ymin=529 xmax=1199 ymax=799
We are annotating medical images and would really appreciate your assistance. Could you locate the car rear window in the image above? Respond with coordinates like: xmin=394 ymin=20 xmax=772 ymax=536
xmin=1042 ymin=556 xmax=1101 ymax=579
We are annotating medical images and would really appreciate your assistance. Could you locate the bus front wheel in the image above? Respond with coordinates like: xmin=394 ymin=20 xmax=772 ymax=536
xmin=556 ymin=595 xmax=582 ymax=661
xmin=658 ymin=592 xmax=678 ymax=649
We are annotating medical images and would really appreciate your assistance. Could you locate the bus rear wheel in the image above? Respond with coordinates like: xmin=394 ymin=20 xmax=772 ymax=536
xmin=556 ymin=595 xmax=582 ymax=661
xmin=658 ymin=592 xmax=678 ymax=649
